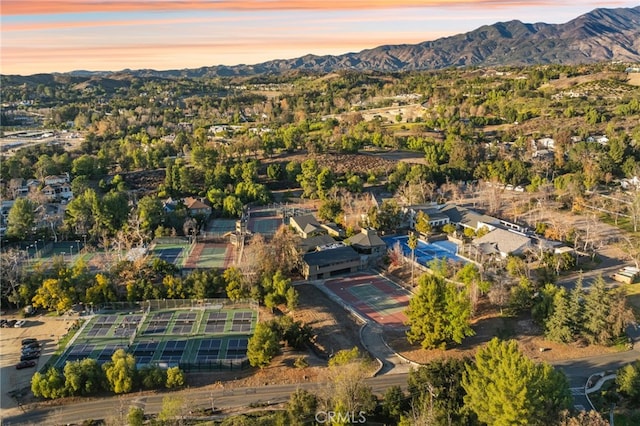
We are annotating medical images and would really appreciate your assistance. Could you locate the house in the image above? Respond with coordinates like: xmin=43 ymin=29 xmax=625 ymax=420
xmin=345 ymin=228 xmax=386 ymax=257
xmin=301 ymin=246 xmax=361 ymax=280
xmin=404 ymin=204 xmax=450 ymax=229
xmin=8 ymin=178 xmax=27 ymax=199
xmin=439 ymin=204 xmax=499 ymax=232
xmin=299 ymin=234 xmax=338 ymax=254
xmin=290 ymin=215 xmax=325 ymax=239
xmin=473 ymin=228 xmax=531 ymax=258
xmin=44 ymin=173 xmax=70 ymax=186
xmin=183 ymin=197 xmax=212 ymax=218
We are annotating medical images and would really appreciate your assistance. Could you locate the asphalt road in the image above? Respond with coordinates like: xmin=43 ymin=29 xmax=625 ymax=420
xmin=1 ymin=374 xmax=410 ymax=425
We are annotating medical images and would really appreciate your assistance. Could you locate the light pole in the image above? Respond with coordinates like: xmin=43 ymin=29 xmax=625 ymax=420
xmin=70 ymin=245 xmax=73 ymax=257
xmin=76 ymin=240 xmax=80 ymax=254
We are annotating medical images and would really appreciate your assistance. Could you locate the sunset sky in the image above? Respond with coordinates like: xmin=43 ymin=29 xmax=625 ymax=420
xmin=2 ymin=1 xmax=638 ymax=75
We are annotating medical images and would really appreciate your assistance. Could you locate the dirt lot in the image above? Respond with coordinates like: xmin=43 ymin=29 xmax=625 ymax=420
xmin=0 ymin=312 xmax=74 ymax=418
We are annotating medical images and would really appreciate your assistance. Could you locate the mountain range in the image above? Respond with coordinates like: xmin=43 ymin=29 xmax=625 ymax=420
xmin=13 ymin=6 xmax=640 ymax=79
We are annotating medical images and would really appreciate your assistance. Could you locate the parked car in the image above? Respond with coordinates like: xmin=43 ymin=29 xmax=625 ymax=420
xmin=14 ymin=319 xmax=26 ymax=328
xmin=0 ymin=319 xmax=7 ymax=327
xmin=22 ymin=346 xmax=41 ymax=355
xmin=23 ymin=342 xmax=41 ymax=350
xmin=20 ymin=352 xmax=40 ymax=361
xmin=21 ymin=338 xmax=37 ymax=345
xmin=16 ymin=360 xmax=37 ymax=369
xmin=4 ymin=319 xmax=17 ymax=327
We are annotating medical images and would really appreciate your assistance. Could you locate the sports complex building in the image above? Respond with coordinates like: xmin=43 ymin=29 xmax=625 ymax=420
xmin=55 ymin=299 xmax=258 ymax=372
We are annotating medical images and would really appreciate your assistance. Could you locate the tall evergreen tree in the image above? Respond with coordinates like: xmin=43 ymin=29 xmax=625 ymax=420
xmin=406 ymin=274 xmax=474 ymax=349
xmin=582 ymin=277 xmax=611 ymax=345
xmin=545 ymin=288 xmax=573 ymax=343
xmin=463 ymin=338 xmax=571 ymax=426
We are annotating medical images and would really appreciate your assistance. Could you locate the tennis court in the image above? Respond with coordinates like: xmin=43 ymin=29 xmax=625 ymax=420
xmin=184 ymin=243 xmax=232 ymax=269
xmin=325 ymin=273 xmax=410 ymax=328
xmin=384 ymin=236 xmax=466 ymax=266
xmin=56 ymin=306 xmax=258 ymax=370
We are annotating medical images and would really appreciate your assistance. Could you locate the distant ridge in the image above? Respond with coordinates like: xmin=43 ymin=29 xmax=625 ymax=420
xmin=6 ymin=6 xmax=640 ymax=78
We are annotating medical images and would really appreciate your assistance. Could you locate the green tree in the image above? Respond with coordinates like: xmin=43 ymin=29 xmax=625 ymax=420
xmin=405 ymin=274 xmax=474 ymax=349
xmin=139 ymin=365 xmax=166 ymax=390
xmin=462 ymin=338 xmax=571 ymax=426
xmin=63 ymin=358 xmax=104 ymax=396
xmin=32 ymin=278 xmax=74 ymax=314
xmin=318 ymin=199 xmax=343 ymax=222
xmin=545 ymin=288 xmax=574 ymax=343
xmin=406 ymin=358 xmax=471 ymax=426
xmin=287 ymin=388 xmax=318 ymax=424
xmin=407 ymin=233 xmax=418 ymax=287
xmin=616 ymin=360 xmax=640 ymax=402
xmin=414 ymin=210 xmax=432 ymax=236
xmin=582 ymin=277 xmax=611 ymax=345
xmin=31 ymin=367 xmax=66 ymax=399
xmin=381 ymin=385 xmax=405 ymax=422
xmin=127 ymin=406 xmax=145 ymax=426
xmin=165 ymin=366 xmax=185 ymax=389
xmin=103 ymin=349 xmax=137 ymax=394
xmin=7 ymin=198 xmax=35 ymax=240
xmin=136 ymin=195 xmax=164 ymax=232
xmin=247 ymin=322 xmax=280 ymax=368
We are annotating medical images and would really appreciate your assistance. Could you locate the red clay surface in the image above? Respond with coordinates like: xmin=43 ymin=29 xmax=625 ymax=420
xmin=324 ymin=273 xmax=410 ymax=328
xmin=184 ymin=243 xmax=235 ymax=269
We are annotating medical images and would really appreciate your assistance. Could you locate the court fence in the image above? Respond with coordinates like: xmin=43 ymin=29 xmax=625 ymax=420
xmin=177 ymin=358 xmax=250 ymax=372
xmin=96 ymin=298 xmax=258 ymax=313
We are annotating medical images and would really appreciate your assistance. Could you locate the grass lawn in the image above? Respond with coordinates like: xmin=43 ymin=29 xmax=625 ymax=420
xmin=626 ymin=283 xmax=640 ymax=319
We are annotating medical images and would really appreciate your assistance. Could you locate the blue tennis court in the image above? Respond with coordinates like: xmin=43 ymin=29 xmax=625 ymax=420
xmin=384 ymin=236 xmax=466 ymax=265
xmin=153 ymin=247 xmax=183 ymax=264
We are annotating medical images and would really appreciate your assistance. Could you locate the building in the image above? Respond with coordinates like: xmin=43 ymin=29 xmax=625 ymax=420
xmin=290 ymin=214 xmax=325 ymax=239
xmin=345 ymin=228 xmax=386 ymax=257
xmin=301 ymin=246 xmax=360 ymax=280
xmin=183 ymin=197 xmax=212 ymax=218
xmin=473 ymin=228 xmax=531 ymax=258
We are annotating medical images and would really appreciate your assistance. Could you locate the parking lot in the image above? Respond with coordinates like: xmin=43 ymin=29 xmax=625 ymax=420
xmin=0 ymin=312 xmax=72 ymax=418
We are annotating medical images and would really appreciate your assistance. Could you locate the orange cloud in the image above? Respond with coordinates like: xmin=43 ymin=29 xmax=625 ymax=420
xmin=1 ymin=0 xmax=556 ymax=16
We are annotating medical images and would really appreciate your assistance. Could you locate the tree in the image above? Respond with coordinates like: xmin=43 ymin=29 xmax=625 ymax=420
xmin=31 ymin=367 xmax=66 ymax=399
xmin=64 ymin=358 xmax=104 ymax=396
xmin=136 ymin=195 xmax=164 ymax=232
xmin=318 ymin=199 xmax=343 ymax=222
xmin=414 ymin=210 xmax=432 ymax=236
xmin=127 ymin=406 xmax=145 ymax=426
xmin=32 ymin=278 xmax=74 ymax=314
xmin=287 ymin=388 xmax=318 ymax=424
xmin=582 ymin=277 xmax=612 ymax=345
xmin=545 ymin=288 xmax=574 ymax=343
xmin=462 ymin=338 xmax=571 ymax=426
xmin=322 ymin=349 xmax=376 ymax=423
xmin=7 ymin=198 xmax=35 ymax=240
xmin=247 ymin=322 xmax=280 ymax=368
xmin=158 ymin=395 xmax=186 ymax=425
xmin=166 ymin=366 xmax=185 ymax=389
xmin=616 ymin=360 xmax=640 ymax=402
xmin=103 ymin=349 xmax=137 ymax=394
xmin=407 ymin=233 xmax=418 ymax=287
xmin=405 ymin=274 xmax=474 ymax=349
xmin=382 ymin=385 xmax=405 ymax=422
xmin=407 ymin=358 xmax=471 ymax=425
